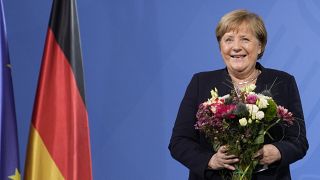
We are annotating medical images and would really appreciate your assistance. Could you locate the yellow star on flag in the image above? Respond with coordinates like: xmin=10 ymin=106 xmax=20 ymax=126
xmin=8 ymin=168 xmax=21 ymax=180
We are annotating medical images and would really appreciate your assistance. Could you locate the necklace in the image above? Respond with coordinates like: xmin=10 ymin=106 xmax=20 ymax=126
xmin=231 ymin=69 xmax=261 ymax=97
xmin=232 ymin=69 xmax=260 ymax=86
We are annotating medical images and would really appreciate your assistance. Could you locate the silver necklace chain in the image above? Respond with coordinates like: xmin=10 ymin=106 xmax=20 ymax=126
xmin=233 ymin=69 xmax=260 ymax=86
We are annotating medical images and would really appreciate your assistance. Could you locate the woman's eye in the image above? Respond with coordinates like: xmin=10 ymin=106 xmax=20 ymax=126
xmin=241 ymin=38 xmax=250 ymax=42
xmin=225 ymin=38 xmax=232 ymax=42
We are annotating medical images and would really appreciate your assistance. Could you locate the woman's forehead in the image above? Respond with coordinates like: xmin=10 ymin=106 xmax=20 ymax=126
xmin=223 ymin=24 xmax=254 ymax=36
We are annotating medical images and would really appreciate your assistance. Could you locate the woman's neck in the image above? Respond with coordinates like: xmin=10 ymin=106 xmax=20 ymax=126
xmin=229 ymin=68 xmax=260 ymax=88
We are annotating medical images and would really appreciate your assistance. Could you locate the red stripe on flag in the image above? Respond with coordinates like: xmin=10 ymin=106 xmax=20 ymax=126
xmin=31 ymin=28 xmax=92 ymax=180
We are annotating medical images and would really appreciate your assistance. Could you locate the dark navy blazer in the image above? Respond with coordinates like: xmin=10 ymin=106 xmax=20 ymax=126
xmin=169 ymin=63 xmax=308 ymax=180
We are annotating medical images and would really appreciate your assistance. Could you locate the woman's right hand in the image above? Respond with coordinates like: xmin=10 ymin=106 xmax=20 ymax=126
xmin=208 ymin=146 xmax=239 ymax=170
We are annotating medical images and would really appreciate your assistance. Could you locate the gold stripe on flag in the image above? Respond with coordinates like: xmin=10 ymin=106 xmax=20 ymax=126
xmin=24 ymin=126 xmax=64 ymax=180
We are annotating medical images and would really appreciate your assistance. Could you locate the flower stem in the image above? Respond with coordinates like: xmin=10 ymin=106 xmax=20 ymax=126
xmin=263 ymin=119 xmax=281 ymax=136
xmin=240 ymin=163 xmax=251 ymax=180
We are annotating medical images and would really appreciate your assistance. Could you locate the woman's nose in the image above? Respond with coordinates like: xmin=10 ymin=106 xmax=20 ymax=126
xmin=232 ymin=40 xmax=242 ymax=52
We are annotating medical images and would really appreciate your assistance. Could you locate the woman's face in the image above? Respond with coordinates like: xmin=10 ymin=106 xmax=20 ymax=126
xmin=220 ymin=23 xmax=262 ymax=75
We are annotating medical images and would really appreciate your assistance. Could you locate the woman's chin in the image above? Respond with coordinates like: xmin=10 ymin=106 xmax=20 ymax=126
xmin=229 ymin=64 xmax=247 ymax=73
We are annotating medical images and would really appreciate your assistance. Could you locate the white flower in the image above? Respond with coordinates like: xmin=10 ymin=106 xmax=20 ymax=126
xmin=248 ymin=118 xmax=252 ymax=124
xmin=210 ymin=88 xmax=218 ymax=99
xmin=246 ymin=104 xmax=259 ymax=114
xmin=256 ymin=111 xmax=265 ymax=120
xmin=248 ymin=84 xmax=256 ymax=91
xmin=258 ymin=94 xmax=271 ymax=99
xmin=246 ymin=104 xmax=259 ymax=119
xmin=241 ymin=84 xmax=256 ymax=93
xmin=256 ymin=95 xmax=269 ymax=109
xmin=239 ymin=118 xmax=248 ymax=126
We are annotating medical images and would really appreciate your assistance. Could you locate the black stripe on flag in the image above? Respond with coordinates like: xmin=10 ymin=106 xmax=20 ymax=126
xmin=48 ymin=0 xmax=86 ymax=104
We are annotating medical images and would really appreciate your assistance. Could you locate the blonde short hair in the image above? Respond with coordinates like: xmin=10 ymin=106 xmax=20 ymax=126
xmin=216 ymin=9 xmax=267 ymax=59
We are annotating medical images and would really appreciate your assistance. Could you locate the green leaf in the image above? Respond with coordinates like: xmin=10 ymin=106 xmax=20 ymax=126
xmin=264 ymin=99 xmax=277 ymax=121
xmin=254 ymin=130 xmax=265 ymax=144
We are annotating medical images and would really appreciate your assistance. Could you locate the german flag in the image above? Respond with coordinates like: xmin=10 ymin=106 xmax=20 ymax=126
xmin=24 ymin=0 xmax=92 ymax=179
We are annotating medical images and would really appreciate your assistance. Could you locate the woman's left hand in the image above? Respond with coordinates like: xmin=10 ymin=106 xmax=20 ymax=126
xmin=255 ymin=144 xmax=281 ymax=165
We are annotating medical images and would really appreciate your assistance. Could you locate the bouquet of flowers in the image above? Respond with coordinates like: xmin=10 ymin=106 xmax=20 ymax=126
xmin=195 ymin=84 xmax=294 ymax=180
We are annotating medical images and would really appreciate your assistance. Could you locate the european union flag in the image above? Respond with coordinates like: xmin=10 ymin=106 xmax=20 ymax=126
xmin=0 ymin=0 xmax=20 ymax=179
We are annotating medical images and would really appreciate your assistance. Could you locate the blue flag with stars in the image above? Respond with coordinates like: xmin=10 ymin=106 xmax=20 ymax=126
xmin=0 ymin=0 xmax=20 ymax=179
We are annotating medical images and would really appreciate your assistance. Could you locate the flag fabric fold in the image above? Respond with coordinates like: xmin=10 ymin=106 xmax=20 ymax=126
xmin=0 ymin=0 xmax=20 ymax=179
xmin=24 ymin=0 xmax=92 ymax=179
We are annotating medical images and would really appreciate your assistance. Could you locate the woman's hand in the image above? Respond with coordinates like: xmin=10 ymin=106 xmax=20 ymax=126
xmin=208 ymin=146 xmax=239 ymax=170
xmin=255 ymin=144 xmax=281 ymax=165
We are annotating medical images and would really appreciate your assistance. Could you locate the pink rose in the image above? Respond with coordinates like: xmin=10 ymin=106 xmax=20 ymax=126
xmin=246 ymin=94 xmax=258 ymax=104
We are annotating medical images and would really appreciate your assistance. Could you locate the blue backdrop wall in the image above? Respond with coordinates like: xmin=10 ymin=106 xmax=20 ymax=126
xmin=4 ymin=0 xmax=320 ymax=179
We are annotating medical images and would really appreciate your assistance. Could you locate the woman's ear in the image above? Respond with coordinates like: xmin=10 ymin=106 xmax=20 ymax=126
xmin=258 ymin=43 xmax=262 ymax=54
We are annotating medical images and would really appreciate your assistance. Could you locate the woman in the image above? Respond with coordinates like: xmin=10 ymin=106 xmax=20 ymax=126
xmin=169 ymin=9 xmax=308 ymax=180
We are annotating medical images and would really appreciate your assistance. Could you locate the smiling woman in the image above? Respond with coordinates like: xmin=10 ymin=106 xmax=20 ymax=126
xmin=219 ymin=24 xmax=261 ymax=87
xmin=216 ymin=10 xmax=266 ymax=87
xmin=169 ymin=9 xmax=308 ymax=180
